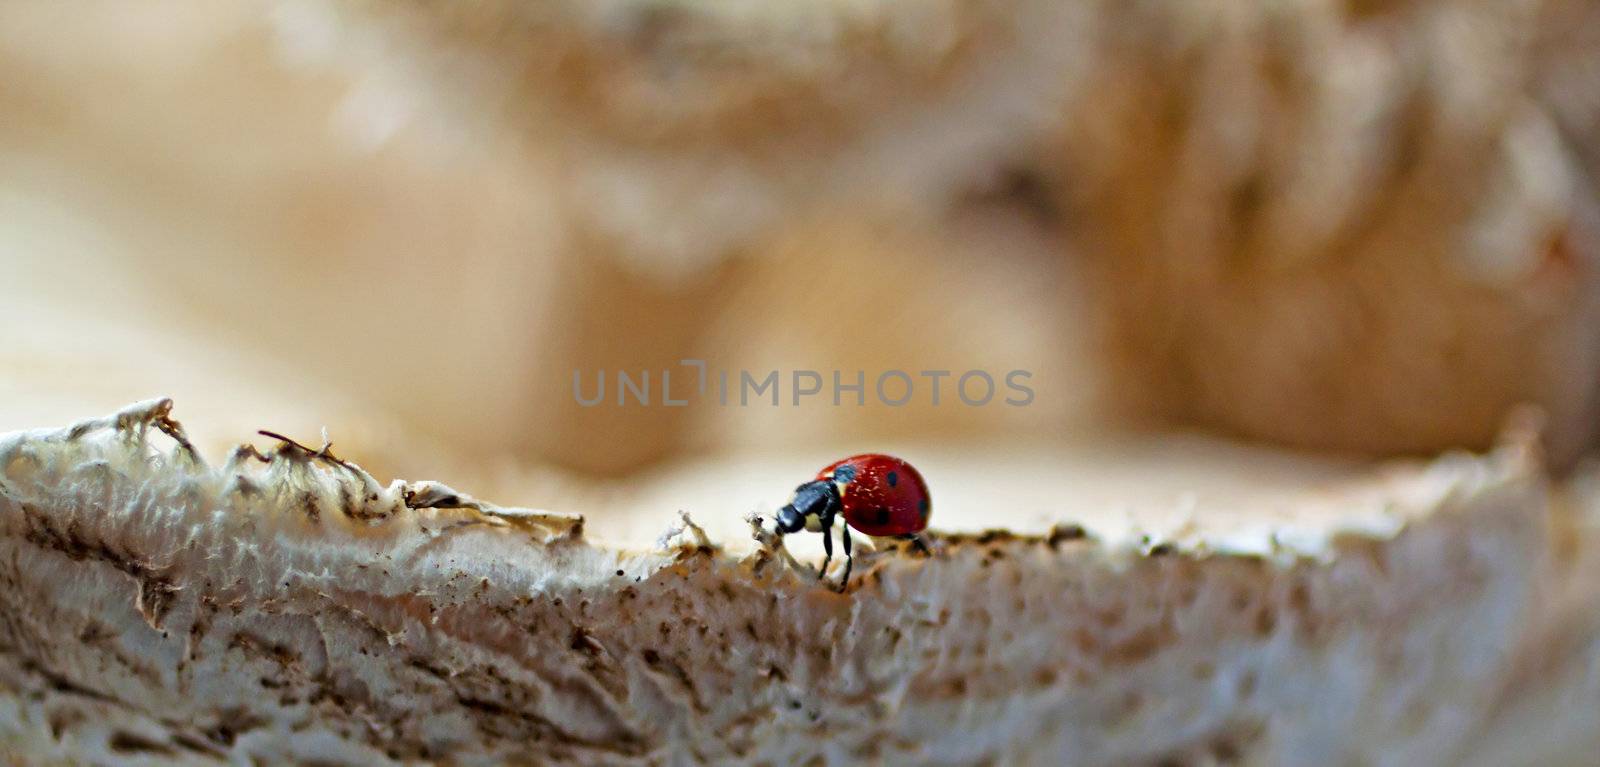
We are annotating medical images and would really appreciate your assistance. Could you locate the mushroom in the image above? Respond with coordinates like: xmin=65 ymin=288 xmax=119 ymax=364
xmin=1 ymin=400 xmax=1595 ymax=764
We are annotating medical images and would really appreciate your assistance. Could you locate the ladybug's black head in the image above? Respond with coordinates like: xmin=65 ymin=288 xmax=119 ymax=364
xmin=775 ymin=504 xmax=806 ymax=534
xmin=775 ymin=479 xmax=839 ymax=535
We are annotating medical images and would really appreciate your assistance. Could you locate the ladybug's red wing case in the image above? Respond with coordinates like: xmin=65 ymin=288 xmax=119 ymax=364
xmin=821 ymin=454 xmax=930 ymax=537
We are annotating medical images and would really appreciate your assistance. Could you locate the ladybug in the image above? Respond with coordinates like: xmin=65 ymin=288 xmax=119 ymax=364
xmin=774 ymin=453 xmax=930 ymax=587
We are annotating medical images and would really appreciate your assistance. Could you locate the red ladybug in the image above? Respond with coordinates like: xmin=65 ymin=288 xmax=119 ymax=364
xmin=774 ymin=454 xmax=930 ymax=587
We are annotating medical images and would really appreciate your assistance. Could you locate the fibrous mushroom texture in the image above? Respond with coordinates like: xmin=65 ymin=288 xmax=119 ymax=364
xmin=1 ymin=401 xmax=1595 ymax=765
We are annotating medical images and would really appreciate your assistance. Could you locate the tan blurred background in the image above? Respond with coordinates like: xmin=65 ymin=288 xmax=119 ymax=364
xmin=2 ymin=0 xmax=1598 ymax=515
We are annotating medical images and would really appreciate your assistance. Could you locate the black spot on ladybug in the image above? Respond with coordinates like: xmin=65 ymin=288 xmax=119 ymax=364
xmin=875 ymin=508 xmax=890 ymax=525
xmin=919 ymin=498 xmax=929 ymax=518
xmin=886 ymin=471 xmax=898 ymax=487
xmin=833 ymin=465 xmax=857 ymax=483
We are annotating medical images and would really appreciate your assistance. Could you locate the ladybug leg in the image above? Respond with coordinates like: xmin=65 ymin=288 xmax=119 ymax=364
xmin=838 ymin=528 xmax=853 ymax=591
xmin=817 ymin=511 xmax=834 ymax=580
xmin=904 ymin=533 xmax=931 ymax=556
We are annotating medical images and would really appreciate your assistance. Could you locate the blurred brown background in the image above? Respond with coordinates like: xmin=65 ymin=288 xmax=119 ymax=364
xmin=2 ymin=0 xmax=1598 ymax=492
